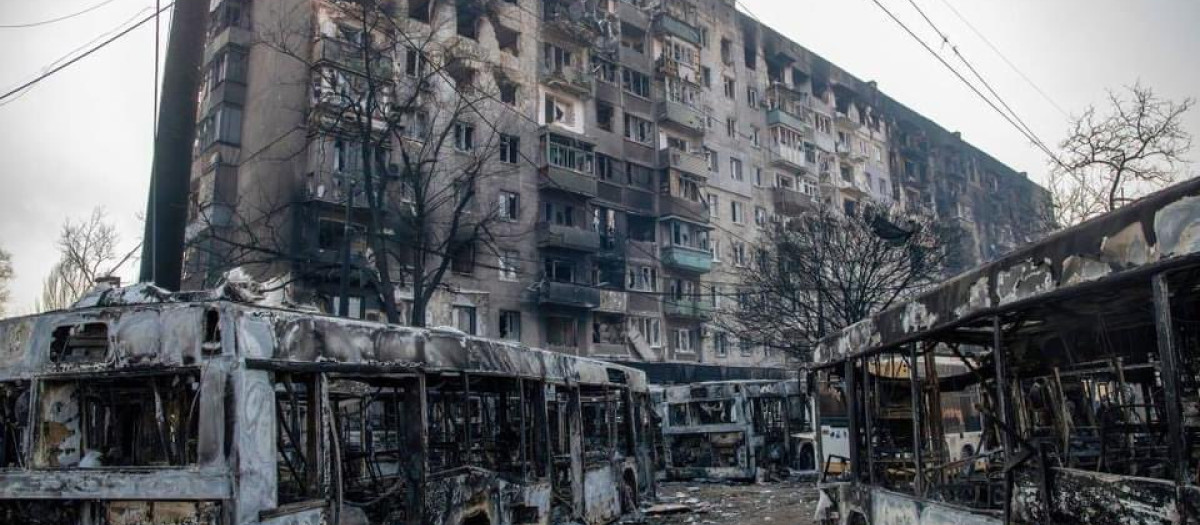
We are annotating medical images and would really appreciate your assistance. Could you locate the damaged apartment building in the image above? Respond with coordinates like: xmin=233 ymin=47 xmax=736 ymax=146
xmin=182 ymin=0 xmax=1052 ymax=382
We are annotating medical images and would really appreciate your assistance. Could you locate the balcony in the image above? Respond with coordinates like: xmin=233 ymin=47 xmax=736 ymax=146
xmin=597 ymin=290 xmax=629 ymax=313
xmin=539 ymin=166 xmax=598 ymax=197
xmin=768 ymin=144 xmax=812 ymax=173
xmin=658 ymin=196 xmax=708 ymax=224
xmin=658 ymin=147 xmax=708 ymax=176
xmin=655 ymin=12 xmax=702 ymax=46
xmin=772 ymin=187 xmax=816 ymax=216
xmin=537 ymin=223 xmax=602 ymax=252
xmin=536 ymin=281 xmax=602 ymax=309
xmin=661 ymin=245 xmax=713 ymax=273
xmin=543 ymin=1 xmax=601 ymax=45
xmin=539 ymin=63 xmax=593 ymax=98
xmin=836 ymin=143 xmax=867 ymax=163
xmin=305 ymin=170 xmax=371 ymax=208
xmin=662 ymin=297 xmax=712 ymax=319
xmin=656 ymin=100 xmax=705 ymax=135
xmin=767 ymin=108 xmax=812 ymax=135
xmin=836 ymin=112 xmax=863 ymax=130
xmin=314 ymin=37 xmax=394 ymax=77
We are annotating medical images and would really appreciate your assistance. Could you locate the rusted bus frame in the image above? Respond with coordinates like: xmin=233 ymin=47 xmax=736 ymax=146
xmin=0 ymin=299 xmax=656 ymax=525
xmin=655 ymin=380 xmax=806 ymax=481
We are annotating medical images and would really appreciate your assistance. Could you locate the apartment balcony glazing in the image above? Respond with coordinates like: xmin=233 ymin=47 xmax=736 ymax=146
xmin=314 ymin=37 xmax=394 ymax=77
xmin=662 ymin=297 xmax=712 ymax=319
xmin=658 ymin=195 xmax=708 ymax=224
xmin=536 ymin=281 xmax=602 ymax=308
xmin=660 ymin=245 xmax=713 ymax=273
xmin=836 ymin=142 xmax=867 ymax=163
xmin=771 ymin=187 xmax=816 ymax=216
xmin=538 ymin=63 xmax=593 ymax=98
xmin=768 ymin=144 xmax=812 ymax=173
xmin=656 ymin=99 xmax=706 ymax=135
xmin=658 ymin=147 xmax=707 ymax=176
xmin=542 ymin=0 xmax=602 ymax=45
xmin=654 ymin=12 xmax=702 ymax=46
xmin=537 ymin=222 xmax=602 ymax=252
xmin=767 ymin=108 xmax=813 ymax=136
xmin=540 ymin=133 xmax=598 ymax=197
xmin=835 ymin=112 xmax=863 ymax=130
xmin=305 ymin=170 xmax=372 ymax=208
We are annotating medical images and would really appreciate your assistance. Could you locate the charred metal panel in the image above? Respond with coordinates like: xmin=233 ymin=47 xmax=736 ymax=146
xmin=1049 ymin=468 xmax=1178 ymax=525
xmin=814 ymin=177 xmax=1200 ymax=366
xmin=233 ymin=367 xmax=278 ymax=524
xmin=582 ymin=467 xmax=620 ymax=524
xmin=424 ymin=469 xmax=552 ymax=525
xmin=0 ymin=470 xmax=231 ymax=500
xmin=871 ymin=489 xmax=1002 ymax=525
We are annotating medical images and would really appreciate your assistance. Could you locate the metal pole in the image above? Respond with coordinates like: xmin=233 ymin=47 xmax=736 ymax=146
xmin=910 ymin=343 xmax=924 ymax=496
xmin=993 ymin=315 xmax=1014 ymax=523
xmin=139 ymin=0 xmax=208 ymax=289
xmin=845 ymin=359 xmax=860 ymax=481
xmin=1152 ymin=273 xmax=1189 ymax=522
xmin=338 ymin=179 xmax=354 ymax=317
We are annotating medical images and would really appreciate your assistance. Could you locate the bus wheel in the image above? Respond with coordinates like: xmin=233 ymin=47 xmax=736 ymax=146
xmin=620 ymin=470 xmax=639 ymax=514
xmin=462 ymin=513 xmax=490 ymax=525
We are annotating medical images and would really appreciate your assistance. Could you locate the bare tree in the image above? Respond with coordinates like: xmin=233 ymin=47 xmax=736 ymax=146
xmin=36 ymin=208 xmax=138 ymax=311
xmin=715 ymin=202 xmax=955 ymax=359
xmin=1050 ymin=82 xmax=1194 ymax=226
xmin=188 ymin=1 xmax=519 ymax=325
xmin=0 ymin=245 xmax=12 ymax=317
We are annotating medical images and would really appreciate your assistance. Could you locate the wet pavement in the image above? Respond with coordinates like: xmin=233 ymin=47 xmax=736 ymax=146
xmin=637 ymin=479 xmax=821 ymax=525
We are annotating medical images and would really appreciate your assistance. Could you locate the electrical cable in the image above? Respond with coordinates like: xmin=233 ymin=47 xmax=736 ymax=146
xmin=864 ymin=0 xmax=1067 ymax=168
xmin=0 ymin=3 xmax=174 ymax=103
xmin=0 ymin=0 xmax=121 ymax=29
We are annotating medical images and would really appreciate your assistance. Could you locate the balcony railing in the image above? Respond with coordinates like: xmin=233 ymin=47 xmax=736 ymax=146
xmin=767 ymin=108 xmax=812 ymax=134
xmin=539 ymin=167 xmax=598 ymax=197
xmin=658 ymin=196 xmax=708 ymax=224
xmin=315 ymin=37 xmax=394 ymax=77
xmin=537 ymin=223 xmax=602 ymax=251
xmin=536 ymin=281 xmax=602 ymax=308
xmin=655 ymin=12 xmax=702 ymax=45
xmin=662 ymin=297 xmax=712 ymax=319
xmin=771 ymin=187 xmax=816 ymax=216
xmin=768 ymin=144 xmax=812 ymax=173
xmin=661 ymin=244 xmax=713 ymax=273
xmin=538 ymin=63 xmax=593 ymax=97
xmin=658 ymin=147 xmax=708 ymax=176
xmin=656 ymin=100 xmax=705 ymax=135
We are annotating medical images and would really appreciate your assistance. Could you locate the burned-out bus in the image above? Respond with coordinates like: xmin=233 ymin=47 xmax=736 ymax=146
xmin=0 ymin=292 xmax=655 ymax=525
xmin=655 ymin=380 xmax=808 ymax=480
xmin=811 ymin=178 xmax=1200 ymax=525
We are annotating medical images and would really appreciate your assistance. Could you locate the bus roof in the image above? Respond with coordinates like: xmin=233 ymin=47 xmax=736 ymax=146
xmin=0 ymin=298 xmax=647 ymax=391
xmin=812 ymin=177 xmax=1200 ymax=368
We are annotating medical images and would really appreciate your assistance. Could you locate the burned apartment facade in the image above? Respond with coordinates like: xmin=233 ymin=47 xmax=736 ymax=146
xmin=182 ymin=0 xmax=1051 ymax=378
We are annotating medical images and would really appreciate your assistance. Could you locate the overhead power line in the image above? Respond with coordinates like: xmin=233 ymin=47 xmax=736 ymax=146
xmin=933 ymin=0 xmax=1070 ymax=118
xmin=864 ymin=0 xmax=1067 ymax=168
xmin=0 ymin=2 xmax=173 ymax=104
xmin=902 ymin=0 xmax=1051 ymax=157
xmin=0 ymin=0 xmax=122 ymax=29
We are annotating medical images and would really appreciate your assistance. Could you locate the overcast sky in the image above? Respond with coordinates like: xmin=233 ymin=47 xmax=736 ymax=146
xmin=0 ymin=0 xmax=1197 ymax=314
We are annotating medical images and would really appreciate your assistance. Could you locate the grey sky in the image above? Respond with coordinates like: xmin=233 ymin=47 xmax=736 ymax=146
xmin=0 ymin=0 xmax=1197 ymax=314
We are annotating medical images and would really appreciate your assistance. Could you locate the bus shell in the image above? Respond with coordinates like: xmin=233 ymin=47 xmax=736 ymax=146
xmin=810 ymin=178 xmax=1200 ymax=524
xmin=0 ymin=296 xmax=655 ymax=525
xmin=654 ymin=380 xmax=807 ymax=480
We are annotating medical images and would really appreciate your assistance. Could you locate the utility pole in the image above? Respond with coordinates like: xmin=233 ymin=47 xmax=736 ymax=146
xmin=139 ymin=0 xmax=208 ymax=290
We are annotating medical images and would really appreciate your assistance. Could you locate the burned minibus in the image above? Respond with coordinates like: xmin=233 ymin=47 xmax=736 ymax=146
xmin=0 ymin=292 xmax=655 ymax=525
xmin=811 ymin=178 xmax=1200 ymax=525
xmin=655 ymin=380 xmax=808 ymax=480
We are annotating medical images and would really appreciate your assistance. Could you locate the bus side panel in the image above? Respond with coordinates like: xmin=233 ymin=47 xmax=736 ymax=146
xmin=1047 ymin=468 xmax=1178 ymax=525
xmin=870 ymin=489 xmax=1001 ymax=525
xmin=583 ymin=467 xmax=621 ymax=525
xmin=259 ymin=507 xmax=323 ymax=525
xmin=424 ymin=472 xmax=552 ymax=525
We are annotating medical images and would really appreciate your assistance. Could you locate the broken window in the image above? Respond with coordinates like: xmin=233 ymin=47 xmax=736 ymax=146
xmin=328 ymin=377 xmax=414 ymax=520
xmin=426 ymin=374 xmax=543 ymax=478
xmin=50 ymin=322 xmax=109 ymax=364
xmin=36 ymin=373 xmax=201 ymax=468
xmin=274 ymin=373 xmax=321 ymax=505
xmin=580 ymin=386 xmax=614 ymax=465
xmin=0 ymin=382 xmax=29 ymax=468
